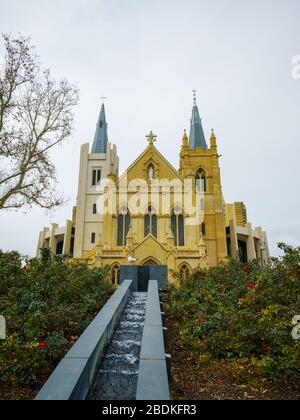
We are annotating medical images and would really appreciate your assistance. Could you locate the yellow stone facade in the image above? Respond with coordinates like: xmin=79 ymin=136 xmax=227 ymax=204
xmin=37 ymin=101 xmax=270 ymax=286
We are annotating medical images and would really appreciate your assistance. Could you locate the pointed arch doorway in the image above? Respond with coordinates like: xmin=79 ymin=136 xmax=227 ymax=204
xmin=141 ymin=257 xmax=160 ymax=266
xmin=139 ymin=259 xmax=157 ymax=291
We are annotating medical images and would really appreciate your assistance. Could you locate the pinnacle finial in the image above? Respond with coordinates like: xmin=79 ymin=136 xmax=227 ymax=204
xmin=182 ymin=129 xmax=189 ymax=146
xmin=210 ymin=128 xmax=217 ymax=147
xmin=100 ymin=96 xmax=107 ymax=110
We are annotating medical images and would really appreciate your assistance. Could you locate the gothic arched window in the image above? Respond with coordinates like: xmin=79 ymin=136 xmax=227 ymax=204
xmin=144 ymin=206 xmax=157 ymax=238
xmin=196 ymin=169 xmax=207 ymax=192
xmin=171 ymin=206 xmax=184 ymax=246
xmin=117 ymin=207 xmax=130 ymax=246
xmin=201 ymin=222 xmax=206 ymax=236
xmin=179 ymin=264 xmax=190 ymax=282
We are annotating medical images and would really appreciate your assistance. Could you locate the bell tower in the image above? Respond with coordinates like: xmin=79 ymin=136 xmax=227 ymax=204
xmin=179 ymin=93 xmax=227 ymax=265
xmin=73 ymin=102 xmax=119 ymax=258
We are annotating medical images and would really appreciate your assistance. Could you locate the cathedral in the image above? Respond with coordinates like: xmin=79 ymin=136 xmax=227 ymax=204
xmin=36 ymin=95 xmax=269 ymax=285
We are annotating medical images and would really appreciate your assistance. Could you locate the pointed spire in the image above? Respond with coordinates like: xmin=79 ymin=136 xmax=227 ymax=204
xmin=91 ymin=102 xmax=108 ymax=153
xmin=189 ymin=91 xmax=207 ymax=150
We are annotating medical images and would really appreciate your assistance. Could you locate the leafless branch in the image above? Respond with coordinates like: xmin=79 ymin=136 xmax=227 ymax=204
xmin=0 ymin=33 xmax=79 ymax=210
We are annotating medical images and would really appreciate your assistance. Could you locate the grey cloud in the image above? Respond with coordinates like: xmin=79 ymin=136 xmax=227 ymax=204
xmin=0 ymin=0 xmax=299 ymax=257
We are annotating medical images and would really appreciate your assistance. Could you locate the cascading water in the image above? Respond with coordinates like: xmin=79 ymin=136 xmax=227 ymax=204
xmin=89 ymin=292 xmax=147 ymax=400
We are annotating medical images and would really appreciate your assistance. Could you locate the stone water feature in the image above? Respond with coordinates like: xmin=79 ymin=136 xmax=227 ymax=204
xmin=35 ymin=280 xmax=169 ymax=401
xmin=89 ymin=292 xmax=147 ymax=400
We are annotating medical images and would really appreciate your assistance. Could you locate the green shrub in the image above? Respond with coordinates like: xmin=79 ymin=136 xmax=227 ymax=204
xmin=169 ymin=243 xmax=300 ymax=380
xmin=0 ymin=249 xmax=114 ymax=385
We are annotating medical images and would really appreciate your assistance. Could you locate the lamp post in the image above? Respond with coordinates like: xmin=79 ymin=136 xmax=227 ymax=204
xmin=260 ymin=245 xmax=266 ymax=267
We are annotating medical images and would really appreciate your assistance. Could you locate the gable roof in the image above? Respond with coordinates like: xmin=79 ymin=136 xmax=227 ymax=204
xmin=117 ymin=144 xmax=183 ymax=185
xmin=134 ymin=233 xmax=168 ymax=253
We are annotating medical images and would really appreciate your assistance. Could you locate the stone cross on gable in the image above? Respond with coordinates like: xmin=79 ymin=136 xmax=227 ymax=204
xmin=146 ymin=131 xmax=157 ymax=146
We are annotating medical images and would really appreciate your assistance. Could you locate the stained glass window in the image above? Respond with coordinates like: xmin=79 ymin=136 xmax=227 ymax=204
xmin=178 ymin=214 xmax=184 ymax=246
xmin=144 ymin=206 xmax=157 ymax=238
xmin=196 ymin=169 xmax=207 ymax=192
xmin=171 ymin=212 xmax=177 ymax=245
xmin=117 ymin=214 xmax=123 ymax=246
xmin=171 ymin=208 xmax=184 ymax=246
xmin=117 ymin=209 xmax=130 ymax=246
xmin=92 ymin=169 xmax=101 ymax=186
xmin=144 ymin=213 xmax=150 ymax=237
xmin=152 ymin=214 xmax=157 ymax=238
xmin=201 ymin=222 xmax=206 ymax=236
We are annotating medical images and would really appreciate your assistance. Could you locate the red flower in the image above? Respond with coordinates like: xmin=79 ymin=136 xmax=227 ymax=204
xmin=263 ymin=343 xmax=270 ymax=353
xmin=38 ymin=341 xmax=46 ymax=348
xmin=196 ymin=316 xmax=206 ymax=325
xmin=248 ymin=282 xmax=255 ymax=290
xmin=242 ymin=266 xmax=250 ymax=274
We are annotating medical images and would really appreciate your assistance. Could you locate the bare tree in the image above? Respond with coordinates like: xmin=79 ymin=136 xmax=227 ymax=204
xmin=0 ymin=33 xmax=79 ymax=210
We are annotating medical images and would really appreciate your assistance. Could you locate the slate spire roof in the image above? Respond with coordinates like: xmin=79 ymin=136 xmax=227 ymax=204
xmin=189 ymin=92 xmax=207 ymax=150
xmin=91 ymin=103 xmax=108 ymax=153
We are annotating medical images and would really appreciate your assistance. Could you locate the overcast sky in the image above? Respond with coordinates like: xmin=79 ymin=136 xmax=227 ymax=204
xmin=0 ymin=0 xmax=299 ymax=257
